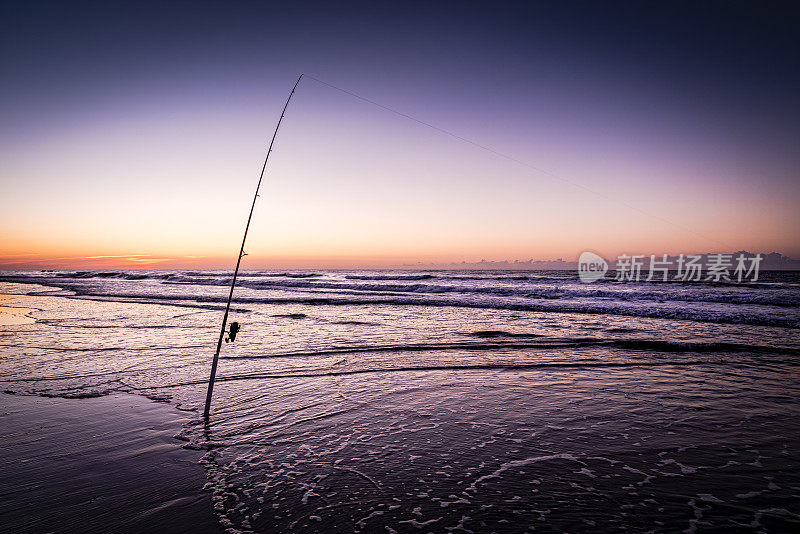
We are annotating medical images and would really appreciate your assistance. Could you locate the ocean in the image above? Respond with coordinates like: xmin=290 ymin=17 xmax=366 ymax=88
xmin=1 ymin=269 xmax=799 ymax=532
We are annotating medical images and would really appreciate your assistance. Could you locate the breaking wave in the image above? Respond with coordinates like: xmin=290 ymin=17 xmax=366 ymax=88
xmin=2 ymin=270 xmax=799 ymax=328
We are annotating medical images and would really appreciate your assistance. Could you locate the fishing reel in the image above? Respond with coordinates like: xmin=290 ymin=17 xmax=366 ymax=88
xmin=225 ymin=321 xmax=240 ymax=343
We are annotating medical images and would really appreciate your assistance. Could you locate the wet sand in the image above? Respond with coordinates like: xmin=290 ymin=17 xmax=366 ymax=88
xmin=0 ymin=393 xmax=221 ymax=534
xmin=0 ymin=294 xmax=35 ymax=326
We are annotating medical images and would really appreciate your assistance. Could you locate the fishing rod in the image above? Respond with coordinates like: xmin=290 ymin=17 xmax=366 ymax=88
xmin=203 ymin=74 xmax=304 ymax=420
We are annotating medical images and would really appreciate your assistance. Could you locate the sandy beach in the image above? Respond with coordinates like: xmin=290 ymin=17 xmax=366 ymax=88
xmin=2 ymin=272 xmax=799 ymax=532
xmin=0 ymin=294 xmax=36 ymax=326
xmin=0 ymin=393 xmax=220 ymax=534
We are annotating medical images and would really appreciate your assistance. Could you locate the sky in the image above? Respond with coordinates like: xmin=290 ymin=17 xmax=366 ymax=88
xmin=1 ymin=1 xmax=798 ymax=269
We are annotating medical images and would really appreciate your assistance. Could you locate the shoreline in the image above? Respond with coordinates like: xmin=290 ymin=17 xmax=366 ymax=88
xmin=0 ymin=293 xmax=36 ymax=326
xmin=0 ymin=392 xmax=221 ymax=533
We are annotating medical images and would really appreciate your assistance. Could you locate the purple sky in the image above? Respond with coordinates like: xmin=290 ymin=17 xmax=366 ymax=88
xmin=1 ymin=1 xmax=798 ymax=268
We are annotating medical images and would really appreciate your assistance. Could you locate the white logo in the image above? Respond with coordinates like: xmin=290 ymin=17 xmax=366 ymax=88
xmin=577 ymin=252 xmax=763 ymax=283
xmin=578 ymin=251 xmax=608 ymax=283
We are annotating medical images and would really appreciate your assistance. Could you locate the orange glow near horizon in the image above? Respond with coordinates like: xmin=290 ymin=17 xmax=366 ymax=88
xmin=2 ymin=69 xmax=798 ymax=268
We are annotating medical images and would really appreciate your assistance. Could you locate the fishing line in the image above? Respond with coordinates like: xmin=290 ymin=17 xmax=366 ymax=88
xmin=306 ymin=74 xmax=726 ymax=249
